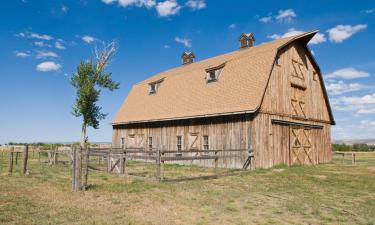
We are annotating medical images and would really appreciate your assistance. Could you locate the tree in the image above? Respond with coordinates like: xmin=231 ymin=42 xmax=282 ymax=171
xmin=71 ymin=42 xmax=119 ymax=149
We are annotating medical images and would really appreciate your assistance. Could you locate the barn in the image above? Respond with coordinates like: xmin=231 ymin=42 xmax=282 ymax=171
xmin=112 ymin=31 xmax=335 ymax=169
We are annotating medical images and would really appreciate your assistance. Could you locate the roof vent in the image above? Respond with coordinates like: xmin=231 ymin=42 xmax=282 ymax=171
xmin=239 ymin=33 xmax=255 ymax=49
xmin=182 ymin=51 xmax=195 ymax=65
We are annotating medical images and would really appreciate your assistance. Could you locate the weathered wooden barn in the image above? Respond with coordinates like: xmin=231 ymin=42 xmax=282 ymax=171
xmin=112 ymin=31 xmax=335 ymax=169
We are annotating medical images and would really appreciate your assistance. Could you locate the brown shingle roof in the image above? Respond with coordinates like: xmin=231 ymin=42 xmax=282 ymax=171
xmin=113 ymin=32 xmax=317 ymax=124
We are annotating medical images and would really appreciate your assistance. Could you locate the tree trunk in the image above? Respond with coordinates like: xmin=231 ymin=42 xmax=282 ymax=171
xmin=81 ymin=123 xmax=87 ymax=149
xmin=74 ymin=123 xmax=86 ymax=191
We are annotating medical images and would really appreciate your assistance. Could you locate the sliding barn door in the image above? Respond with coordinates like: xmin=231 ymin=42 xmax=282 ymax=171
xmin=289 ymin=126 xmax=314 ymax=165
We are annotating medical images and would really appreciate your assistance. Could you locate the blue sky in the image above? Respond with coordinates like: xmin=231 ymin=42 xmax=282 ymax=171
xmin=0 ymin=0 xmax=374 ymax=144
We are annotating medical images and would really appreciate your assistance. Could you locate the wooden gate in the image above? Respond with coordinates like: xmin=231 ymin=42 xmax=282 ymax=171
xmin=289 ymin=126 xmax=314 ymax=165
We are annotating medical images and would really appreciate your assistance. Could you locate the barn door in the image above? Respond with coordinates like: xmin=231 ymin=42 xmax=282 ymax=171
xmin=289 ymin=126 xmax=314 ymax=165
xmin=189 ymin=132 xmax=200 ymax=150
xmin=126 ymin=134 xmax=144 ymax=149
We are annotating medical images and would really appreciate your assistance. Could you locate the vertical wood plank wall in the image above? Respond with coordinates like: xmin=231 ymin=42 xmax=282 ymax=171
xmin=113 ymin=114 xmax=253 ymax=168
xmin=251 ymin=113 xmax=331 ymax=169
xmin=260 ymin=42 xmax=331 ymax=123
xmin=253 ymin=41 xmax=332 ymax=169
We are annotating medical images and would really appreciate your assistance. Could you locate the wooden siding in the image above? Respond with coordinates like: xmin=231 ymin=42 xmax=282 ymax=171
xmin=253 ymin=41 xmax=332 ymax=169
xmin=113 ymin=115 xmax=253 ymax=168
xmin=251 ymin=113 xmax=331 ymax=169
xmin=260 ymin=42 xmax=331 ymax=123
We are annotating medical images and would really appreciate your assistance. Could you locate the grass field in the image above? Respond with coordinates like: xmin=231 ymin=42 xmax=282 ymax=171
xmin=0 ymin=151 xmax=374 ymax=225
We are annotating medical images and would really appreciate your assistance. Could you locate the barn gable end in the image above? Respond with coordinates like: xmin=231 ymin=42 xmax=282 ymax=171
xmin=260 ymin=41 xmax=333 ymax=124
xmin=250 ymin=39 xmax=334 ymax=169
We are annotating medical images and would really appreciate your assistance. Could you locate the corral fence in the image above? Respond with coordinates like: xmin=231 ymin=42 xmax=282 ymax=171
xmin=69 ymin=147 xmax=254 ymax=190
xmin=332 ymin=151 xmax=375 ymax=165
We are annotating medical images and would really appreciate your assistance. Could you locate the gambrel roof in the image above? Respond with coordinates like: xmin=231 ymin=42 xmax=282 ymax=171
xmin=113 ymin=31 xmax=334 ymax=125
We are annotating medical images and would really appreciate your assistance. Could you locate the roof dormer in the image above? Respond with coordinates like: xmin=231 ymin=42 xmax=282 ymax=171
xmin=182 ymin=51 xmax=195 ymax=65
xmin=239 ymin=33 xmax=255 ymax=49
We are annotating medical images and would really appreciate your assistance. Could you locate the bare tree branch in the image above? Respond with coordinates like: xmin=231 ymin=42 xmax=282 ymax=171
xmin=95 ymin=41 xmax=117 ymax=75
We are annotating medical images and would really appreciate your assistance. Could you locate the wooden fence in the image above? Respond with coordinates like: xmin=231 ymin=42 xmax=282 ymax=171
xmin=69 ymin=147 xmax=254 ymax=190
xmin=333 ymin=151 xmax=375 ymax=165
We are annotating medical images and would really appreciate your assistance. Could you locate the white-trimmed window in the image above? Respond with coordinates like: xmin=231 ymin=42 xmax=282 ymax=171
xmin=177 ymin=136 xmax=182 ymax=151
xmin=203 ymin=135 xmax=209 ymax=150
xmin=148 ymin=78 xmax=164 ymax=95
xmin=121 ymin=137 xmax=125 ymax=149
xmin=148 ymin=137 xmax=153 ymax=151
xmin=205 ymin=63 xmax=225 ymax=83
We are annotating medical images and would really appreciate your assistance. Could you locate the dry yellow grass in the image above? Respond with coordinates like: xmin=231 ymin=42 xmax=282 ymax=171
xmin=0 ymin=152 xmax=374 ymax=224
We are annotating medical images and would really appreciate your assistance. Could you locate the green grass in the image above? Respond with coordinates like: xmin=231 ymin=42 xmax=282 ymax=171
xmin=0 ymin=152 xmax=375 ymax=225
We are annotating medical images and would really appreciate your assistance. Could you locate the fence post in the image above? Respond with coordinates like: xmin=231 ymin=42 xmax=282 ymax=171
xmin=156 ymin=149 xmax=161 ymax=181
xmin=352 ymin=153 xmax=356 ymax=165
xmin=214 ymin=150 xmax=218 ymax=169
xmin=22 ymin=145 xmax=29 ymax=175
xmin=15 ymin=152 xmax=19 ymax=165
xmin=8 ymin=146 xmax=14 ymax=175
xmin=119 ymin=152 xmax=125 ymax=175
xmin=54 ymin=147 xmax=58 ymax=165
xmin=83 ymin=147 xmax=89 ymax=190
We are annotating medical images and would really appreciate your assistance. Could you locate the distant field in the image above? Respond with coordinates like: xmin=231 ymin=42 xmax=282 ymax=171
xmin=0 ymin=151 xmax=374 ymax=225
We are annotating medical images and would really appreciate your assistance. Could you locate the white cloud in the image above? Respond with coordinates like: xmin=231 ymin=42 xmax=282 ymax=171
xmin=186 ymin=0 xmax=206 ymax=10
xmin=259 ymin=16 xmax=272 ymax=23
xmin=15 ymin=51 xmax=30 ymax=58
xmin=325 ymin=68 xmax=369 ymax=79
xmin=358 ymin=109 xmax=375 ymax=114
xmin=36 ymin=51 xmax=58 ymax=59
xmin=267 ymin=28 xmax=326 ymax=45
xmin=331 ymin=93 xmax=375 ymax=116
xmin=61 ymin=4 xmax=68 ymax=13
xmin=102 ymin=0 xmax=116 ymax=4
xmin=327 ymin=24 xmax=367 ymax=43
xmin=228 ymin=23 xmax=237 ymax=29
xmin=36 ymin=61 xmax=61 ymax=72
xmin=175 ymin=37 xmax=191 ymax=47
xmin=275 ymin=9 xmax=296 ymax=23
xmin=340 ymin=93 xmax=375 ymax=105
xmin=34 ymin=41 xmax=45 ymax=47
xmin=361 ymin=9 xmax=375 ymax=14
xmin=156 ymin=0 xmax=182 ymax=17
xmin=103 ymin=0 xmax=156 ymax=8
xmin=17 ymin=31 xmax=53 ymax=40
xmin=309 ymin=33 xmax=326 ymax=44
xmin=55 ymin=40 xmax=65 ymax=50
xmin=164 ymin=44 xmax=170 ymax=48
xmin=29 ymin=32 xmax=53 ymax=40
xmin=82 ymin=35 xmax=97 ymax=44
xmin=326 ymin=80 xmax=364 ymax=95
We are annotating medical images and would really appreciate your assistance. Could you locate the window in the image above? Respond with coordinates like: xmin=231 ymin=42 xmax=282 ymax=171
xmin=313 ymin=71 xmax=318 ymax=81
xmin=203 ymin=135 xmax=209 ymax=150
xmin=205 ymin=63 xmax=225 ymax=83
xmin=148 ymin=137 xmax=153 ymax=151
xmin=149 ymin=83 xmax=157 ymax=94
xmin=177 ymin=136 xmax=182 ymax=151
xmin=121 ymin=138 xmax=125 ymax=149
xmin=148 ymin=78 xmax=164 ymax=95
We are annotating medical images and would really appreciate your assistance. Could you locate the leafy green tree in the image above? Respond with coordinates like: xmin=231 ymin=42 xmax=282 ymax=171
xmin=71 ymin=42 xmax=119 ymax=149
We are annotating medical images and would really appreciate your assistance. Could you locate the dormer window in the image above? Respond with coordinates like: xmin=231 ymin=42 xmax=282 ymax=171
xmin=149 ymin=84 xmax=155 ymax=94
xmin=205 ymin=63 xmax=225 ymax=83
xmin=148 ymin=78 xmax=164 ymax=95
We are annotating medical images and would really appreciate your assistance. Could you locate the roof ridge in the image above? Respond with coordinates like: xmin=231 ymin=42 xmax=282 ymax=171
xmin=135 ymin=35 xmax=297 ymax=85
